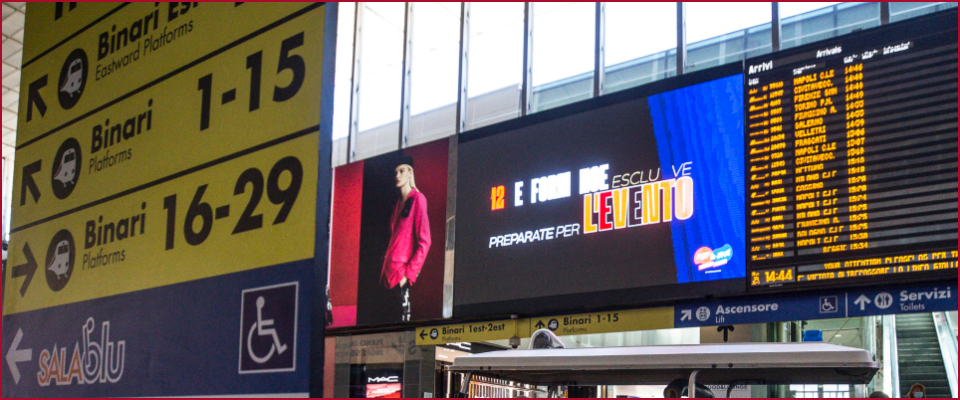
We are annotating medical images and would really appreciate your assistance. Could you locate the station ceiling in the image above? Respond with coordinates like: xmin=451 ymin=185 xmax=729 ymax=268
xmin=2 ymin=2 xmax=26 ymax=149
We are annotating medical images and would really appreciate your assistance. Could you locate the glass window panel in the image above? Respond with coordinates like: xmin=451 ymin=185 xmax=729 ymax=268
xmin=890 ymin=2 xmax=958 ymax=22
xmin=781 ymin=2 xmax=879 ymax=50
xmin=949 ymin=311 xmax=958 ymax=338
xmin=408 ymin=2 xmax=461 ymax=146
xmin=604 ymin=2 xmax=676 ymax=94
xmin=835 ymin=2 xmax=880 ymax=36
xmin=355 ymin=2 xmax=405 ymax=160
xmin=781 ymin=4 xmax=837 ymax=49
xmin=686 ymin=2 xmax=771 ymax=44
xmin=745 ymin=24 xmax=772 ymax=59
xmin=686 ymin=3 xmax=772 ymax=72
xmin=332 ymin=136 xmax=348 ymax=167
xmin=687 ymin=24 xmax=772 ymax=72
xmin=606 ymin=50 xmax=676 ymax=94
xmin=333 ymin=3 xmax=357 ymax=167
xmin=780 ymin=2 xmax=841 ymax=18
xmin=465 ymin=2 xmax=524 ymax=131
xmin=530 ymin=2 xmax=594 ymax=113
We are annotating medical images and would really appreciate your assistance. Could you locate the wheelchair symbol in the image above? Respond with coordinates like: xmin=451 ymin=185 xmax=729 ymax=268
xmin=247 ymin=296 xmax=289 ymax=364
xmin=820 ymin=296 xmax=838 ymax=314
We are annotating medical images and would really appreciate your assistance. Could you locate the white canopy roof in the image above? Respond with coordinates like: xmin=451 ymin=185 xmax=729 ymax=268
xmin=449 ymin=342 xmax=879 ymax=386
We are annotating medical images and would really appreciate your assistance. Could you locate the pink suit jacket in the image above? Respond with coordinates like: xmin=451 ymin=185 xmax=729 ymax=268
xmin=381 ymin=188 xmax=431 ymax=289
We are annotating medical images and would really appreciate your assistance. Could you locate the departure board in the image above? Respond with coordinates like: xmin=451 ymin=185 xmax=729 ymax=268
xmin=744 ymin=14 xmax=958 ymax=290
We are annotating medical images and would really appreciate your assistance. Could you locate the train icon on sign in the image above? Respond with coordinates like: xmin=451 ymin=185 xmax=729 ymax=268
xmin=51 ymin=138 xmax=82 ymax=199
xmin=48 ymin=240 xmax=71 ymax=279
xmin=60 ymin=59 xmax=84 ymax=98
xmin=57 ymin=49 xmax=87 ymax=110
xmin=44 ymin=229 xmax=75 ymax=292
xmin=54 ymin=149 xmax=77 ymax=186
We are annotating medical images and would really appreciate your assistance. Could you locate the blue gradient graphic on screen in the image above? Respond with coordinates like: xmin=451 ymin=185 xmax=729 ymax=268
xmin=648 ymin=75 xmax=746 ymax=283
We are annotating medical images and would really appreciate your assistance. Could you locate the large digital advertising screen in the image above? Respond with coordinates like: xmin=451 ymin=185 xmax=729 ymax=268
xmin=744 ymin=10 xmax=957 ymax=290
xmin=455 ymin=69 xmax=747 ymax=317
xmin=329 ymin=140 xmax=449 ymax=327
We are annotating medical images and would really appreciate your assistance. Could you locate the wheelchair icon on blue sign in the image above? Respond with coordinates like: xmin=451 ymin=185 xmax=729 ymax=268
xmin=247 ymin=296 xmax=289 ymax=364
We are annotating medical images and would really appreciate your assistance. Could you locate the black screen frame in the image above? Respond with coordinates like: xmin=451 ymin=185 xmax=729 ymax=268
xmin=453 ymin=63 xmax=747 ymax=319
xmin=742 ymin=8 xmax=958 ymax=294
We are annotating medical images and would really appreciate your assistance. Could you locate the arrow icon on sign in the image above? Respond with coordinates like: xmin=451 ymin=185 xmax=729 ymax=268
xmin=11 ymin=243 xmax=38 ymax=297
xmin=419 ymin=330 xmax=427 ymax=340
xmin=681 ymin=310 xmax=692 ymax=322
xmin=535 ymin=320 xmax=545 ymax=329
xmin=6 ymin=328 xmax=32 ymax=385
xmin=854 ymin=295 xmax=872 ymax=311
xmin=19 ymin=160 xmax=42 ymax=206
xmin=26 ymin=75 xmax=48 ymax=122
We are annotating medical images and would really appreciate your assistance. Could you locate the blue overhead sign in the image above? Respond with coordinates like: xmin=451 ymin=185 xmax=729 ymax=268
xmin=846 ymin=285 xmax=955 ymax=317
xmin=2 ymin=262 xmax=312 ymax=397
xmin=675 ymin=282 xmax=957 ymax=328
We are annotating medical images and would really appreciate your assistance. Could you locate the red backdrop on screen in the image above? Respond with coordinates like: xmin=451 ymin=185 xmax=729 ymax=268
xmin=330 ymin=162 xmax=363 ymax=327
xmin=401 ymin=140 xmax=448 ymax=321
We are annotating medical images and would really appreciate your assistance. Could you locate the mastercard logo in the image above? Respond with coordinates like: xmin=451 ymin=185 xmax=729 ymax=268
xmin=694 ymin=245 xmax=733 ymax=271
xmin=694 ymin=247 xmax=715 ymax=265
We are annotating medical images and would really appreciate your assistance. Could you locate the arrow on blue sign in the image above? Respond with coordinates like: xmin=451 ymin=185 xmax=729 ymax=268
xmin=675 ymin=283 xmax=957 ymax=328
xmin=5 ymin=328 xmax=32 ymax=385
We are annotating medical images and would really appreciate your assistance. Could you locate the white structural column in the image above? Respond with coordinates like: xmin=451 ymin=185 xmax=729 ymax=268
xmin=521 ymin=2 xmax=534 ymax=116
xmin=455 ymin=2 xmax=470 ymax=134
xmin=399 ymin=2 xmax=414 ymax=149
xmin=677 ymin=2 xmax=687 ymax=75
xmin=593 ymin=2 xmax=605 ymax=97
xmin=772 ymin=2 xmax=782 ymax=52
xmin=346 ymin=3 xmax=364 ymax=163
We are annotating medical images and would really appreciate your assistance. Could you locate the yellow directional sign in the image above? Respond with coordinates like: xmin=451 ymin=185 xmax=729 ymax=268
xmin=13 ymin=11 xmax=323 ymax=229
xmin=20 ymin=3 xmax=122 ymax=63
xmin=416 ymin=319 xmax=519 ymax=346
xmin=13 ymin=2 xmax=323 ymax=228
xmin=4 ymin=132 xmax=318 ymax=315
xmin=416 ymin=307 xmax=676 ymax=346
xmin=525 ymin=307 xmax=675 ymax=336
xmin=5 ymin=3 xmax=327 ymax=315
xmin=16 ymin=3 xmax=312 ymax=146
